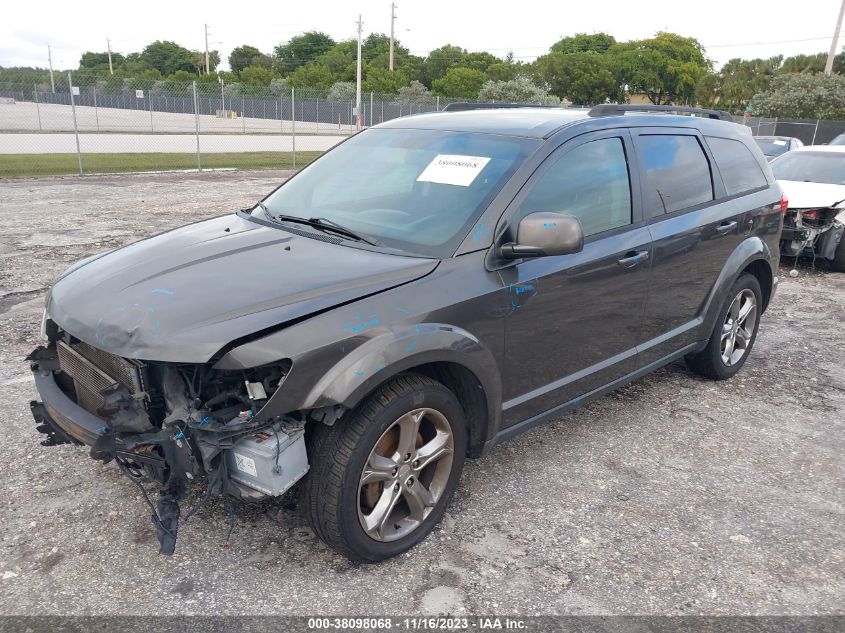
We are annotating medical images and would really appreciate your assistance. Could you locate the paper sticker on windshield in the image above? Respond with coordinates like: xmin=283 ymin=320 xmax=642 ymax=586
xmin=417 ymin=154 xmax=491 ymax=187
xmin=773 ymin=140 xmax=787 ymax=146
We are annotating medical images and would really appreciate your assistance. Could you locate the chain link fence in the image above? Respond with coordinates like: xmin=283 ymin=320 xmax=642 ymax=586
xmin=0 ymin=72 xmax=466 ymax=178
xmin=741 ymin=116 xmax=845 ymax=144
xmin=3 ymin=73 xmax=845 ymax=178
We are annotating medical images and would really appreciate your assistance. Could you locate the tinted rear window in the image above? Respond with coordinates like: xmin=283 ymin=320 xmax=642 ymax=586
xmin=707 ymin=136 xmax=769 ymax=195
xmin=636 ymin=134 xmax=714 ymax=215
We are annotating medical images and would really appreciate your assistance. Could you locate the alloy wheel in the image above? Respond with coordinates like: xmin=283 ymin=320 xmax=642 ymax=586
xmin=357 ymin=408 xmax=455 ymax=542
xmin=721 ymin=288 xmax=757 ymax=366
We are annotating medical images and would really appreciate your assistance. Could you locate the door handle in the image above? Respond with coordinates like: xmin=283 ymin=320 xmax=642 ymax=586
xmin=715 ymin=220 xmax=738 ymax=235
xmin=618 ymin=250 xmax=650 ymax=268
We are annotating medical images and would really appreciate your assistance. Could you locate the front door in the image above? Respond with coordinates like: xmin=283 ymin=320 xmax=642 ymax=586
xmin=500 ymin=130 xmax=652 ymax=427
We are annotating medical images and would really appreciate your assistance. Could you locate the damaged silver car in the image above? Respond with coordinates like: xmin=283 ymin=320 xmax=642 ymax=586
xmin=28 ymin=104 xmax=784 ymax=561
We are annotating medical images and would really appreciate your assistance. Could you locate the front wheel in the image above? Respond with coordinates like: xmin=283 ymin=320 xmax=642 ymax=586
xmin=685 ymin=273 xmax=762 ymax=380
xmin=302 ymin=373 xmax=466 ymax=562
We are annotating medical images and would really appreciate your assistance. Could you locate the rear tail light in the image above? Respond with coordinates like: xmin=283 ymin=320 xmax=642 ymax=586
xmin=779 ymin=195 xmax=788 ymax=216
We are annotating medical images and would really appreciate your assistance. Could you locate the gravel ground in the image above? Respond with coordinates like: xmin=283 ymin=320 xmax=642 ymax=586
xmin=0 ymin=171 xmax=843 ymax=616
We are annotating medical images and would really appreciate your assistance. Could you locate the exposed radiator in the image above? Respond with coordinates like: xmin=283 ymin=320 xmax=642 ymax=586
xmin=56 ymin=340 xmax=144 ymax=415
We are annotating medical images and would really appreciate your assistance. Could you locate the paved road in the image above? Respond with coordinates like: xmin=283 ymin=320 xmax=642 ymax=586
xmin=0 ymin=171 xmax=843 ymax=616
xmin=0 ymin=133 xmax=346 ymax=154
xmin=0 ymin=101 xmax=357 ymax=135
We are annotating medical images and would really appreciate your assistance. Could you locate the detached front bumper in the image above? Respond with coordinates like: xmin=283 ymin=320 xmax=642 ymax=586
xmin=30 ymin=365 xmax=106 ymax=447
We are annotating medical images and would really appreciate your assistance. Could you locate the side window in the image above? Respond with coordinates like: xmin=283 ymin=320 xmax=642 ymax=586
xmin=517 ymin=137 xmax=632 ymax=237
xmin=636 ymin=134 xmax=713 ymax=215
xmin=705 ymin=136 xmax=769 ymax=196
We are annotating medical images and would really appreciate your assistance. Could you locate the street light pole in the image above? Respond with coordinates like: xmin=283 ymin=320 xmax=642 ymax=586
xmin=825 ymin=0 xmax=845 ymax=75
xmin=205 ymin=23 xmax=210 ymax=74
xmin=47 ymin=44 xmax=55 ymax=93
xmin=389 ymin=2 xmax=396 ymax=71
xmin=107 ymin=37 xmax=114 ymax=75
xmin=356 ymin=14 xmax=363 ymax=130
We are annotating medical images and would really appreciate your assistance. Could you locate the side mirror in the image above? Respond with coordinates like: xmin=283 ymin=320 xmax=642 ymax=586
xmin=500 ymin=212 xmax=584 ymax=259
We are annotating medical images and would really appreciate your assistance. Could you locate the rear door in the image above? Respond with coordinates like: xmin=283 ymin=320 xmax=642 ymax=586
xmin=500 ymin=129 xmax=653 ymax=426
xmin=633 ymin=128 xmax=764 ymax=364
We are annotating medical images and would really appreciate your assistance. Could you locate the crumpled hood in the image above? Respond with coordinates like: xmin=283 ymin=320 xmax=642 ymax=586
xmin=48 ymin=214 xmax=437 ymax=363
xmin=778 ymin=180 xmax=845 ymax=210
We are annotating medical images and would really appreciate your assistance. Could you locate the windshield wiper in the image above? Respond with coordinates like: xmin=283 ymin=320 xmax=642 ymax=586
xmin=307 ymin=217 xmax=378 ymax=246
xmin=266 ymin=211 xmax=378 ymax=245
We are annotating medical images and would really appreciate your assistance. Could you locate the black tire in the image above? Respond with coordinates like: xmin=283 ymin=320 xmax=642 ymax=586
xmin=685 ymin=273 xmax=763 ymax=380
xmin=831 ymin=232 xmax=845 ymax=273
xmin=302 ymin=373 xmax=466 ymax=562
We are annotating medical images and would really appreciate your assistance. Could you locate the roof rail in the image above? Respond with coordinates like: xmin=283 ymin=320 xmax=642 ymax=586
xmin=588 ymin=104 xmax=734 ymax=122
xmin=442 ymin=102 xmax=560 ymax=112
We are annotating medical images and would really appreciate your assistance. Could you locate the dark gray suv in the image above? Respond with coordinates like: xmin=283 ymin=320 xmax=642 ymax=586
xmin=28 ymin=104 xmax=784 ymax=562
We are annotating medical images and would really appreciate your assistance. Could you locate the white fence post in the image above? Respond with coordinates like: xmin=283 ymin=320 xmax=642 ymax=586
xmin=67 ymin=72 xmax=83 ymax=176
xmin=34 ymin=84 xmax=42 ymax=131
xmin=192 ymin=81 xmax=201 ymax=171
xmin=291 ymin=86 xmax=296 ymax=170
xmin=93 ymin=85 xmax=100 ymax=132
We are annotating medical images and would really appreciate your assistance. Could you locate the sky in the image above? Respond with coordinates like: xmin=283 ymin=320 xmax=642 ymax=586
xmin=2 ymin=0 xmax=843 ymax=71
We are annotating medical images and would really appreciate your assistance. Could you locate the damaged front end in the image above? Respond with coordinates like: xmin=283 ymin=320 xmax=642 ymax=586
xmin=780 ymin=206 xmax=845 ymax=262
xmin=28 ymin=324 xmax=307 ymax=555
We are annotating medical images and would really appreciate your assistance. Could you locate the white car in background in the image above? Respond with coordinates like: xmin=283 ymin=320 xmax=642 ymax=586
xmin=754 ymin=135 xmax=803 ymax=162
xmin=771 ymin=146 xmax=845 ymax=271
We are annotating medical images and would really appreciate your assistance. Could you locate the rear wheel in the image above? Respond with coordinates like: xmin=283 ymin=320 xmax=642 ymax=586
xmin=686 ymin=273 xmax=762 ymax=380
xmin=303 ymin=373 xmax=466 ymax=562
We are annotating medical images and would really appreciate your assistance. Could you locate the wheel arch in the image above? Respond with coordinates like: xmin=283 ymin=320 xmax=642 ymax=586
xmin=700 ymin=237 xmax=775 ymax=335
xmin=285 ymin=324 xmax=503 ymax=457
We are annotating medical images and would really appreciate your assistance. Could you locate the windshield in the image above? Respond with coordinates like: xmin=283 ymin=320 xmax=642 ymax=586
xmin=754 ymin=138 xmax=790 ymax=157
xmin=260 ymin=128 xmax=538 ymax=257
xmin=771 ymin=151 xmax=845 ymax=185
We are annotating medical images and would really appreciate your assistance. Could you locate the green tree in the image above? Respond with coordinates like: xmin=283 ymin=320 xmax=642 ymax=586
xmin=551 ymin=33 xmax=616 ymax=54
xmin=487 ymin=61 xmax=522 ymax=82
xmin=432 ymin=66 xmax=486 ymax=97
xmin=611 ymin=32 xmax=710 ymax=104
xmin=478 ymin=77 xmax=559 ymax=104
xmin=229 ymin=45 xmax=265 ymax=74
xmin=421 ymin=45 xmax=467 ymax=86
xmin=139 ymin=41 xmax=197 ymax=75
xmin=751 ymin=73 xmax=845 ymax=119
xmin=274 ymin=31 xmax=336 ymax=75
xmin=312 ymin=41 xmax=357 ymax=82
xmin=397 ymin=80 xmax=433 ymax=105
xmin=718 ymin=56 xmax=781 ymax=110
xmin=363 ymin=66 xmax=409 ymax=93
xmin=239 ymin=66 xmax=276 ymax=86
xmin=270 ymin=77 xmax=290 ymax=95
xmin=328 ymin=81 xmax=356 ymax=101
xmin=695 ymin=73 xmax=721 ymax=108
xmin=461 ymin=51 xmax=499 ymax=73
xmin=80 ymin=51 xmax=125 ymax=71
xmin=287 ymin=63 xmax=335 ymax=90
xmin=534 ymin=51 xmax=621 ymax=104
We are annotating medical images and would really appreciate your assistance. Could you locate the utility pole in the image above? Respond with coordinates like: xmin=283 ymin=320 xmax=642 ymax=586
xmin=47 ymin=44 xmax=55 ymax=93
xmin=356 ymin=14 xmax=363 ymax=130
xmin=389 ymin=2 xmax=396 ymax=71
xmin=825 ymin=0 xmax=845 ymax=75
xmin=107 ymin=37 xmax=114 ymax=75
xmin=204 ymin=23 xmax=210 ymax=74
